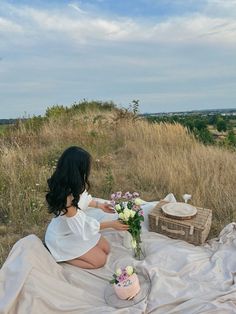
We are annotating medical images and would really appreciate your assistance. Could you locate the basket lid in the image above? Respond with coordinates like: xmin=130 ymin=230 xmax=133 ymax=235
xmin=161 ymin=202 xmax=197 ymax=219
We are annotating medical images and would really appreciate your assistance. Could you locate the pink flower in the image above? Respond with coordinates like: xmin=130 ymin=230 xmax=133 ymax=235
xmin=139 ymin=210 xmax=144 ymax=216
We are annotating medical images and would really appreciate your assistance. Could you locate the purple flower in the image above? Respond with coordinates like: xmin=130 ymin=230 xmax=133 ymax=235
xmin=132 ymin=192 xmax=140 ymax=198
xmin=124 ymin=191 xmax=133 ymax=199
xmin=110 ymin=200 xmax=116 ymax=207
xmin=111 ymin=193 xmax=116 ymax=200
xmin=139 ymin=210 xmax=144 ymax=216
xmin=118 ymin=273 xmax=129 ymax=282
xmin=116 ymin=191 xmax=122 ymax=199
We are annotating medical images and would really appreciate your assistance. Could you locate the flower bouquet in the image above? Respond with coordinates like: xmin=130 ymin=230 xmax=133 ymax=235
xmin=111 ymin=191 xmax=145 ymax=260
xmin=110 ymin=266 xmax=140 ymax=300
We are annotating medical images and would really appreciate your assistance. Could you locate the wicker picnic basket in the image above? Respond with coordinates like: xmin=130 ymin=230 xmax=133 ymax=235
xmin=148 ymin=201 xmax=212 ymax=245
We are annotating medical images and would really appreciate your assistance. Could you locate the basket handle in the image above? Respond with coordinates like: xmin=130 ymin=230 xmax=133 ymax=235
xmin=161 ymin=225 xmax=185 ymax=236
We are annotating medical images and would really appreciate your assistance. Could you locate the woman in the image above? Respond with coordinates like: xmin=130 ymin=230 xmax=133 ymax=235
xmin=45 ymin=146 xmax=129 ymax=269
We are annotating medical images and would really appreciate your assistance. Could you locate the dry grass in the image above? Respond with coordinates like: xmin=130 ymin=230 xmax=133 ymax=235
xmin=0 ymin=110 xmax=235 ymax=267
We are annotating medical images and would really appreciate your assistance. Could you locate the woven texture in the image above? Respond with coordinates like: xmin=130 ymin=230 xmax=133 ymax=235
xmin=148 ymin=201 xmax=212 ymax=245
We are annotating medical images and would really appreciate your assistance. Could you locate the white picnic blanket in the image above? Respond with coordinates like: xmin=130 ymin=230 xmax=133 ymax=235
xmin=1 ymin=201 xmax=236 ymax=313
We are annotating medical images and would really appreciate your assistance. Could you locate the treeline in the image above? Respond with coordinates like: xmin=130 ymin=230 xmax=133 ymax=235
xmin=0 ymin=119 xmax=18 ymax=125
xmin=146 ymin=114 xmax=236 ymax=147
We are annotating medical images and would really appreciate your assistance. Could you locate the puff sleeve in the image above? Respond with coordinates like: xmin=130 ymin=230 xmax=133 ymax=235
xmin=78 ymin=190 xmax=93 ymax=211
xmin=65 ymin=210 xmax=100 ymax=240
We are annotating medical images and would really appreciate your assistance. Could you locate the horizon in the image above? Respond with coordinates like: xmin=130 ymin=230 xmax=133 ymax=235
xmin=1 ymin=105 xmax=236 ymax=120
xmin=1 ymin=0 xmax=236 ymax=118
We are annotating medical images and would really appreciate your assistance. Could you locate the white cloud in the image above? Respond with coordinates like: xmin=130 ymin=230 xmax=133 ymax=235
xmin=0 ymin=17 xmax=23 ymax=33
xmin=205 ymin=0 xmax=236 ymax=17
xmin=68 ymin=3 xmax=87 ymax=15
xmin=1 ymin=2 xmax=236 ymax=45
xmin=0 ymin=0 xmax=236 ymax=118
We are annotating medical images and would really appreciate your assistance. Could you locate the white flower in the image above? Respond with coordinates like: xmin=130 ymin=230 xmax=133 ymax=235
xmin=119 ymin=212 xmax=125 ymax=220
xmin=130 ymin=210 xmax=136 ymax=218
xmin=134 ymin=198 xmax=143 ymax=206
xmin=125 ymin=266 xmax=134 ymax=276
xmin=115 ymin=267 xmax=122 ymax=276
xmin=123 ymin=208 xmax=131 ymax=221
xmin=131 ymin=238 xmax=137 ymax=248
xmin=115 ymin=204 xmax=121 ymax=211
xmin=124 ymin=207 xmax=131 ymax=216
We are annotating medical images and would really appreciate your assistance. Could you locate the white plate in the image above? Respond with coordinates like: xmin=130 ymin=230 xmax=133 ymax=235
xmin=161 ymin=202 xmax=197 ymax=218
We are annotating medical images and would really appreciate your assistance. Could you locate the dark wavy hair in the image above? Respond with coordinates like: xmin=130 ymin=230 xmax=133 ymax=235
xmin=46 ymin=146 xmax=91 ymax=216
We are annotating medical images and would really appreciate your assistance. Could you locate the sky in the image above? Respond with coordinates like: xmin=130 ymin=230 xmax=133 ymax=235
xmin=0 ymin=0 xmax=236 ymax=118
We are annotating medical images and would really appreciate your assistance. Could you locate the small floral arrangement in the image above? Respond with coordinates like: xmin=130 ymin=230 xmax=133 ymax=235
xmin=111 ymin=191 xmax=144 ymax=259
xmin=110 ymin=266 xmax=136 ymax=284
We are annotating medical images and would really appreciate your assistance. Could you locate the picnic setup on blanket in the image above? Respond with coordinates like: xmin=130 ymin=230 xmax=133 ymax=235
xmin=1 ymin=193 xmax=236 ymax=314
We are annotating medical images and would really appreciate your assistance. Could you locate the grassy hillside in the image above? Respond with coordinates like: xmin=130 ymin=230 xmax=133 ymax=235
xmin=0 ymin=104 xmax=236 ymax=267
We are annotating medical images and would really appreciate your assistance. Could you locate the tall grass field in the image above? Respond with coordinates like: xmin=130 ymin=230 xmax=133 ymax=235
xmin=0 ymin=105 xmax=235 ymax=267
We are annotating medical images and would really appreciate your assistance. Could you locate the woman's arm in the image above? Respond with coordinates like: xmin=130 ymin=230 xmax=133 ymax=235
xmin=100 ymin=220 xmax=129 ymax=231
xmin=89 ymin=199 xmax=115 ymax=213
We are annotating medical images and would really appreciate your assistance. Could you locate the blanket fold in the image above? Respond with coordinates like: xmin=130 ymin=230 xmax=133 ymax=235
xmin=1 ymin=220 xmax=236 ymax=313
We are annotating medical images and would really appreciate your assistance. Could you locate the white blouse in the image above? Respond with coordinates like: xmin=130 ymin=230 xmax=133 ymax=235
xmin=45 ymin=191 xmax=101 ymax=262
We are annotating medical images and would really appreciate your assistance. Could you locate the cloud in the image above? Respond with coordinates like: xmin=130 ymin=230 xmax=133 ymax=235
xmin=1 ymin=1 xmax=236 ymax=46
xmin=0 ymin=0 xmax=236 ymax=118
xmin=0 ymin=17 xmax=23 ymax=33
xmin=68 ymin=3 xmax=87 ymax=15
xmin=205 ymin=0 xmax=236 ymax=17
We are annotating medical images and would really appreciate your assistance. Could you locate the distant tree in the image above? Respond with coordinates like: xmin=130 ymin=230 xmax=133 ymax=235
xmin=216 ymin=119 xmax=227 ymax=132
xmin=183 ymin=119 xmax=195 ymax=131
xmin=194 ymin=119 xmax=208 ymax=131
xmin=227 ymin=130 xmax=236 ymax=146
xmin=195 ymin=128 xmax=214 ymax=144
xmin=208 ymin=114 xmax=220 ymax=125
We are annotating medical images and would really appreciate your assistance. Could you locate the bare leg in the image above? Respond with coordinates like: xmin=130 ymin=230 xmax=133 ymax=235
xmin=97 ymin=236 xmax=110 ymax=254
xmin=66 ymin=258 xmax=97 ymax=269
xmin=65 ymin=240 xmax=109 ymax=269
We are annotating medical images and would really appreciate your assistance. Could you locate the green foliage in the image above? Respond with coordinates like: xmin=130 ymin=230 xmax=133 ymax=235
xmin=216 ymin=119 xmax=227 ymax=132
xmin=194 ymin=128 xmax=214 ymax=144
xmin=0 ymin=125 xmax=8 ymax=136
xmin=227 ymin=130 xmax=236 ymax=145
xmin=45 ymin=105 xmax=69 ymax=118
xmin=146 ymin=113 xmax=235 ymax=146
xmin=71 ymin=100 xmax=117 ymax=113
xmin=23 ymin=115 xmax=45 ymax=132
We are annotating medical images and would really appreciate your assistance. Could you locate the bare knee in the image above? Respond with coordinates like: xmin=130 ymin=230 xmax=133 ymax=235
xmin=92 ymin=253 xmax=107 ymax=269
xmin=98 ymin=237 xmax=110 ymax=254
xmin=103 ymin=240 xmax=110 ymax=254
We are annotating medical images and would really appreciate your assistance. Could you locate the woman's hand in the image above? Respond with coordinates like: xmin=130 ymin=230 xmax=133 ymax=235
xmin=100 ymin=202 xmax=115 ymax=214
xmin=100 ymin=220 xmax=129 ymax=230
xmin=110 ymin=220 xmax=130 ymax=231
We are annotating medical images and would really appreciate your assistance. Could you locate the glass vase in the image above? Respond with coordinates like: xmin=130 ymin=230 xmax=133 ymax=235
xmin=132 ymin=234 xmax=145 ymax=261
